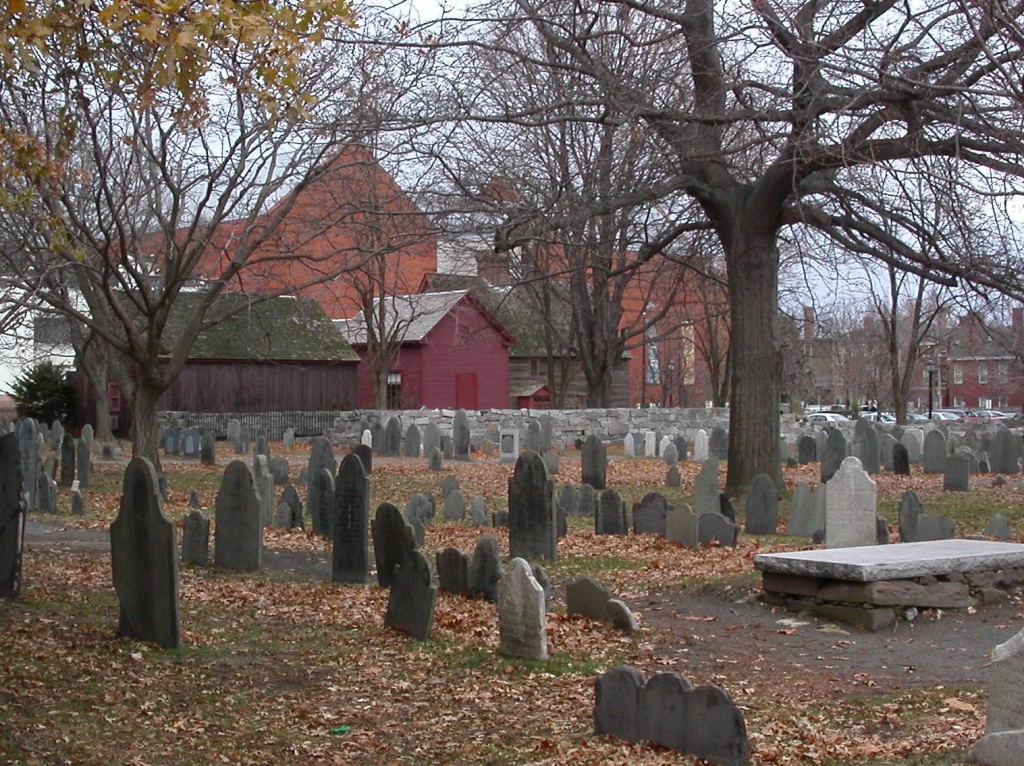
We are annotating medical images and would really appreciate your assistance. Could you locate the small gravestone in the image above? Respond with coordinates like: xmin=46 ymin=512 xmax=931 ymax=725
xmin=557 ymin=485 xmax=578 ymax=518
xmin=453 ymin=409 xmax=471 ymax=461
xmin=566 ymin=576 xmax=613 ymax=623
xmin=892 ymin=442 xmax=911 ymax=475
xmin=405 ymin=492 xmax=435 ymax=528
xmin=623 ymin=433 xmax=635 ymax=458
xmin=215 ymin=461 xmax=262 ymax=571
xmin=76 ymin=438 xmax=91 ymax=488
xmin=581 ymin=434 xmax=607 ymax=490
xmin=227 ymin=419 xmax=242 ymax=453
xmin=663 ymin=442 xmax=679 ymax=466
xmin=498 ymin=558 xmax=548 ymax=661
xmin=666 ymin=464 xmax=681 ymax=487
xmin=422 ymin=422 xmax=441 ymax=456
xmin=384 ymin=550 xmax=436 ymax=641
xmin=698 ymin=512 xmax=738 ymax=547
xmin=594 ymin=666 xmax=750 ymax=766
xmin=694 ymin=457 xmax=720 ymax=516
xmin=542 ymin=450 xmax=559 ymax=475
xmin=825 ymin=456 xmax=877 ymax=549
xmin=181 ymin=510 xmax=210 ymax=566
xmin=404 ymin=424 xmax=421 ymax=458
xmin=80 ymin=424 xmax=94 ymax=451
xmin=441 ymin=474 xmax=459 ymax=498
xmin=359 ymin=428 xmax=373 ymax=448
xmin=990 ymin=429 xmax=1023 ymax=475
xmin=263 ymin=457 xmax=287 ymax=486
xmin=333 ymin=454 xmax=369 ymax=584
xmin=607 ymin=599 xmax=639 ymax=633
xmin=0 ymin=432 xmax=26 ymax=599
xmin=693 ymin=429 xmax=709 ymax=461
xmin=71 ymin=489 xmax=85 ymax=516
xmin=349 ymin=443 xmax=371 ymax=475
xmin=278 ymin=484 xmax=303 ymax=528
xmin=110 ymin=457 xmax=180 ymax=648
xmin=279 ymin=426 xmax=293 ymax=450
xmin=306 ymin=437 xmax=336 ymax=530
xmin=898 ymin=490 xmax=956 ymax=542
xmin=101 ymin=443 xmax=113 ymax=460
xmin=578 ymin=483 xmax=596 ymax=517
xmin=709 ymin=427 xmax=729 ymax=460
xmin=188 ymin=490 xmax=200 ymax=510
xmin=428 ymin=446 xmax=443 ymax=471
xmin=985 ymin=513 xmax=1013 ymax=540
xmin=37 ymin=473 xmax=56 ymax=514
xmin=944 ymin=450 xmax=970 ymax=492
xmin=371 ymin=423 xmax=385 ymax=453
xmin=596 ymin=489 xmax=628 ymax=535
xmin=508 ymin=451 xmax=556 ymax=561
xmin=469 ymin=534 xmax=502 ymax=602
xmin=441 ymin=434 xmax=454 ymax=459
xmin=200 ymin=431 xmax=216 ymax=466
xmin=744 ymin=474 xmax=778 ymax=534
xmin=797 ymin=435 xmax=817 ymax=464
xmin=372 ymin=502 xmax=416 ymax=588
xmin=525 ymin=420 xmax=542 ymax=453
xmin=499 ymin=428 xmax=519 ymax=463
xmin=968 ymin=628 xmax=1024 ymax=766
xmin=436 ymin=547 xmax=470 ymax=596
xmin=311 ymin=468 xmax=334 ymax=537
xmin=252 ymin=455 xmax=274 ymax=528
xmin=821 ymin=427 xmax=847 ymax=483
xmin=443 ymin=489 xmax=466 ymax=521
xmin=922 ymin=429 xmax=947 ymax=474
xmin=60 ymin=433 xmax=75 ymax=487
xmin=666 ymin=503 xmax=698 ymax=547
xmin=632 ymin=492 xmax=669 ymax=536
xmin=384 ymin=417 xmax=402 ymax=457
xmin=787 ymin=483 xmax=825 ymax=539
xmin=470 ymin=495 xmax=488 ymax=526
xmin=901 ymin=429 xmax=925 ymax=464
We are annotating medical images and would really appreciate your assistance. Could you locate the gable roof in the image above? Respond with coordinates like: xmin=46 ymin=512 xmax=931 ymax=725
xmin=169 ymin=294 xmax=359 ymax=362
xmin=335 ymin=290 xmax=513 ymax=347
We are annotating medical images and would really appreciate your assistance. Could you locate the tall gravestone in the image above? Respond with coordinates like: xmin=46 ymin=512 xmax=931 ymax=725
xmin=581 ymin=434 xmax=607 ymax=490
xmin=922 ymin=429 xmax=948 ymax=474
xmin=709 ymin=427 xmax=729 ymax=460
xmin=821 ymin=427 xmax=847 ymax=483
xmin=596 ymin=489 xmax=628 ymax=535
xmin=110 ymin=457 xmax=180 ymax=648
xmin=990 ymin=429 xmax=1023 ymax=475
xmin=525 ymin=420 xmax=542 ymax=453
xmin=60 ymin=433 xmax=75 ymax=487
xmin=214 ymin=461 xmax=262 ymax=571
xmin=181 ymin=510 xmax=210 ymax=566
xmin=353 ymin=444 xmax=373 ymax=474
xmin=858 ymin=425 xmax=880 ymax=476
xmin=744 ymin=474 xmax=777 ymax=535
xmin=969 ymin=628 xmax=1024 ymax=766
xmin=384 ymin=550 xmax=436 ymax=641
xmin=311 ymin=469 xmax=335 ymax=537
xmin=332 ymin=454 xmax=369 ymax=583
xmin=0 ymin=433 xmax=25 ymax=599
xmin=498 ymin=558 xmax=548 ymax=661
xmin=623 ymin=433 xmax=635 ymax=458
xmin=18 ymin=418 xmax=39 ymax=512
xmin=508 ymin=451 xmax=556 ymax=561
xmin=306 ymin=437 xmax=336 ymax=535
xmin=372 ymin=502 xmax=417 ymax=588
xmin=200 ymin=431 xmax=217 ymax=466
xmin=384 ymin=416 xmax=402 ymax=457
xmin=422 ymin=422 xmax=442 ymax=457
xmin=693 ymin=429 xmax=709 ymax=461
xmin=825 ymin=456 xmax=877 ymax=549
xmin=892 ymin=442 xmax=911 ymax=476
xmin=252 ymin=454 xmax=274 ymax=528
xmin=76 ymin=437 xmax=91 ymax=488
xmin=694 ymin=457 xmax=720 ymax=516
xmin=404 ymin=424 xmax=421 ymax=458
xmin=453 ymin=409 xmax=471 ymax=461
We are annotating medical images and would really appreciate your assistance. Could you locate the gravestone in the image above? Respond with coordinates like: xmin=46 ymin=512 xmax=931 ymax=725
xmin=922 ymin=429 xmax=948 ymax=474
xmin=436 ymin=546 xmax=470 ymax=596
xmin=371 ymin=423 xmax=385 ymax=453
xmin=697 ymin=512 xmax=738 ymax=547
xmin=214 ymin=461 xmax=262 ymax=571
xmin=311 ymin=469 xmax=334 ymax=537
xmin=666 ymin=464 xmax=682 ymax=487
xmin=182 ymin=428 xmax=200 ymax=457
xmin=566 ymin=576 xmax=613 ymax=623
xmin=384 ymin=550 xmax=436 ymax=641
xmin=581 ymin=434 xmax=607 ymax=490
xmin=898 ymin=490 xmax=956 ymax=542
xmin=80 ymin=424 xmax=94 ymax=452
xmin=578 ymin=483 xmax=596 ymax=518
xmin=405 ymin=493 xmax=435 ymax=529
xmin=525 ymin=419 xmax=542 ymax=453
xmin=556 ymin=485 xmax=579 ymax=518
xmin=50 ymin=420 xmax=63 ymax=450
xmin=825 ymin=456 xmax=877 ymax=549
xmin=542 ymin=450 xmax=559 ymax=475
xmin=709 ymin=427 xmax=729 ymax=460
xmin=508 ymin=451 xmax=556 ymax=561
xmin=443 ymin=489 xmax=466 ymax=521
xmin=797 ymin=434 xmax=817 ymax=465
xmin=404 ymin=424 xmax=421 ymax=458
xmin=428 ymin=446 xmax=443 ymax=471
xmin=254 ymin=432 xmax=269 ymax=462
xmin=17 ymin=419 xmax=39 ymax=513
xmin=188 ymin=490 xmax=200 ymax=509
xmin=594 ymin=666 xmax=750 ymax=766
xmin=968 ymin=628 xmax=1024 ymax=766
xmin=268 ymin=457 xmax=289 ymax=485
xmin=181 ymin=510 xmax=210 ymax=566
xmin=744 ymin=474 xmax=778 ymax=535
xmin=282 ymin=427 xmax=296 ymax=450
xmin=252 ymin=455 xmax=274 ymax=528
xmin=607 ymin=600 xmax=639 ymax=633
xmin=720 ymin=494 xmax=736 ymax=523
xmin=441 ymin=434 xmax=454 ymax=460
xmin=60 ymin=433 xmax=75 ymax=487
xmin=990 ymin=429 xmax=1023 ymax=475
xmin=665 ymin=503 xmax=698 ymax=547
xmin=0 ymin=432 xmax=25 ymax=599
xmin=693 ymin=429 xmax=709 ymax=462
xmin=71 ymin=489 xmax=85 ymax=516
xmin=374 ymin=501 xmax=417 ymax=585
xmin=892 ymin=442 xmax=911 ymax=475
xmin=470 ymin=495 xmax=488 ymax=526
xmin=422 ymin=423 xmax=442 ymax=457
xmin=306 ymin=437 xmax=336 ymax=533
xmin=278 ymin=485 xmax=303 ymax=529
xmin=879 ymin=433 xmax=897 ymax=471
xmin=164 ymin=427 xmax=181 ymax=456
xmin=361 ymin=428 xmax=373 ymax=448
xmin=37 ymin=473 xmax=56 ymax=514
xmin=787 ymin=483 xmax=825 ymax=539
xmin=110 ymin=457 xmax=180 ymax=648
xmin=632 ymin=492 xmax=669 ymax=536
xmin=643 ymin=431 xmax=657 ymax=458
xmin=227 ymin=419 xmax=242 ymax=453
xmin=623 ymin=433 xmax=635 ymax=458
xmin=453 ymin=409 xmax=471 ymax=461
xmin=332 ymin=454 xmax=369 ymax=584
xmin=694 ymin=457 xmax=720 ymax=516
xmin=985 ymin=514 xmax=1013 ymax=540
xmin=239 ymin=423 xmax=252 ymax=455
xmin=468 ymin=534 xmax=502 ymax=602
xmin=943 ymin=450 xmax=970 ymax=492
xmin=539 ymin=414 xmax=553 ymax=453
xmin=76 ymin=437 xmax=91 ymax=488
xmin=821 ymin=427 xmax=847 ymax=483
xmin=498 ymin=558 xmax=548 ymax=661
xmin=384 ymin=416 xmax=402 ymax=457
xmin=200 ymin=431 xmax=216 ymax=466
xmin=499 ymin=428 xmax=520 ymax=463
xmin=662 ymin=442 xmax=679 ymax=467
xmin=901 ymin=429 xmax=925 ymax=464
xmin=859 ymin=425 xmax=880 ymax=476
xmin=441 ymin=474 xmax=459 ymax=498
xmin=596 ymin=489 xmax=628 ymax=535
xmin=353 ymin=443 xmax=374 ymax=474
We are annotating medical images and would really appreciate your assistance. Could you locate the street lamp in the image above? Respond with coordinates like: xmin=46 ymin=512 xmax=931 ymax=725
xmin=927 ymin=360 xmax=937 ymax=419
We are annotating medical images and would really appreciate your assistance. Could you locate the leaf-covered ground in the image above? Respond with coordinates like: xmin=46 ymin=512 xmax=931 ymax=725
xmin=3 ymin=443 xmax=1023 ymax=765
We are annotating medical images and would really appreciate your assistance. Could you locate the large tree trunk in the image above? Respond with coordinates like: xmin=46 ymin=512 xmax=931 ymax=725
xmin=131 ymin=382 xmax=163 ymax=473
xmin=725 ymin=234 xmax=783 ymax=495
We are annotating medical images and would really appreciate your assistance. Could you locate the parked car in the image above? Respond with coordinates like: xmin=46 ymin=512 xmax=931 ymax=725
xmin=905 ymin=412 xmax=930 ymax=422
xmin=804 ymin=412 xmax=851 ymax=423
xmin=861 ymin=412 xmax=896 ymax=423
xmin=930 ymin=411 xmax=961 ymax=421
xmin=967 ymin=410 xmax=1011 ymax=421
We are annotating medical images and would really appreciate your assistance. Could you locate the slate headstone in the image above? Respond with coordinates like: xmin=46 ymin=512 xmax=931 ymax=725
xmin=744 ymin=474 xmax=777 ymax=535
xmin=470 ymin=495 xmax=488 ymax=527
xmin=181 ymin=509 xmax=210 ymax=566
xmin=694 ymin=457 xmax=720 ymax=516
xmin=0 ymin=432 xmax=25 ymax=599
xmin=428 ymin=446 xmax=443 ymax=471
xmin=985 ymin=513 xmax=1013 ymax=540
xmin=404 ymin=424 xmax=421 ymax=458
xmin=200 ymin=431 xmax=216 ymax=466
xmin=623 ymin=433 xmax=635 ymax=458
xmin=384 ymin=550 xmax=436 ymax=641
xmin=76 ymin=437 xmax=91 ymax=488
xmin=405 ymin=492 xmax=435 ymax=528
xmin=990 ymin=429 xmax=1023 ymax=475
xmin=278 ymin=484 xmax=304 ymax=529
xmin=797 ymin=434 xmax=817 ymax=465
xmin=311 ymin=468 xmax=334 ymax=537
xmin=596 ymin=489 xmax=628 ymax=536
xmin=384 ymin=416 xmax=402 ymax=458
xmin=581 ymin=434 xmax=607 ymax=490
xmin=306 ymin=437 xmax=336 ymax=534
xmin=498 ymin=558 xmax=548 ymax=661
xmin=468 ymin=534 xmax=502 ymax=602
xmin=943 ymin=450 xmax=970 ymax=492
xmin=508 ymin=451 xmax=556 ymax=561
xmin=709 ymin=427 xmax=729 ymax=460
xmin=443 ymin=489 xmax=466 ymax=521
xmin=787 ymin=483 xmax=825 ymax=539
xmin=693 ymin=429 xmax=709 ymax=461
xmin=422 ymin=423 xmax=442 ymax=457
xmin=632 ymin=492 xmax=669 ymax=536
xmin=821 ymin=427 xmax=847 ymax=483
xmin=697 ymin=512 xmax=738 ymax=547
xmin=371 ymin=502 xmax=417 ymax=588
xmin=436 ymin=546 xmax=470 ymax=596
xmin=666 ymin=503 xmax=698 ymax=547
xmin=922 ymin=429 xmax=947 ymax=474
xmin=566 ymin=576 xmax=613 ymax=623
xmin=214 ymin=460 xmax=262 ymax=571
xmin=453 ymin=409 xmax=471 ymax=461
xmin=60 ymin=432 xmax=75 ymax=487
xmin=333 ymin=454 xmax=369 ymax=584
xmin=892 ymin=442 xmax=911 ymax=476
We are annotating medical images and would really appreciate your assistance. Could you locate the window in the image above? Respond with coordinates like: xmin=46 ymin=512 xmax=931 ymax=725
xmin=978 ymin=364 xmax=988 ymax=384
xmin=953 ymin=365 xmax=963 ymax=384
xmin=954 ymin=396 xmax=965 ymax=408
xmin=979 ymin=397 xmax=992 ymax=409
xmin=998 ymin=363 xmax=1009 ymax=383
xmin=386 ymin=372 xmax=402 ymax=409
xmin=530 ymin=358 xmax=540 ymax=377
xmin=645 ymin=325 xmax=660 ymax=384
xmin=1000 ymin=396 xmax=1009 ymax=408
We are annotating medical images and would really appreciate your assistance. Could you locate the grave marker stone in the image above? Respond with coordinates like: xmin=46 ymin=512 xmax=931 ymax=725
xmin=453 ymin=409 xmax=471 ymax=461
xmin=543 ymin=450 xmax=559 ymax=475
xmin=697 ymin=512 xmax=738 ymax=547
xmin=443 ymin=489 xmax=466 ymax=521
xmin=76 ymin=437 xmax=91 ymax=488
xmin=787 ymin=483 xmax=825 ymax=539
xmin=596 ymin=489 xmax=628 ymax=536
xmin=892 ymin=442 xmax=911 ymax=475
xmin=0 ymin=432 xmax=25 ymax=599
xmin=384 ymin=417 xmax=402 ymax=457
xmin=665 ymin=503 xmax=698 ymax=547
xmin=499 ymin=428 xmax=520 ymax=462
xmin=372 ymin=502 xmax=417 ymax=588
xmin=923 ymin=429 xmax=948 ymax=474
xmin=404 ymin=424 xmax=421 ymax=458
xmin=985 ymin=514 xmax=1013 ymax=540
xmin=566 ymin=576 xmax=613 ymax=622
xmin=214 ymin=461 xmax=262 ymax=571
xmin=470 ymin=495 xmax=488 ymax=526
xmin=428 ymin=446 xmax=443 ymax=471
xmin=709 ymin=427 xmax=729 ymax=460
xmin=469 ymin=534 xmax=502 ymax=602
xmin=332 ymin=454 xmax=369 ymax=584
xmin=797 ymin=435 xmax=817 ymax=465
xmin=990 ymin=429 xmax=1023 ymax=475
xmin=283 ymin=427 xmax=296 ymax=450
xmin=405 ymin=492 xmax=435 ymax=528
xmin=525 ymin=420 xmax=542 ymax=453
xmin=508 ymin=451 xmax=556 ymax=561
xmin=498 ymin=558 xmax=548 ymax=661
xmin=821 ymin=427 xmax=847 ymax=483
xmin=694 ymin=457 xmax=720 ymax=516
xmin=60 ymin=433 xmax=75 ymax=487
xmin=944 ymin=450 xmax=970 ymax=492
xmin=71 ymin=489 xmax=85 ymax=516
xmin=825 ymin=456 xmax=877 ymax=549
xmin=422 ymin=422 xmax=441 ymax=457
xmin=436 ymin=546 xmax=470 ymax=596
xmin=311 ymin=469 xmax=334 ymax=537
xmin=632 ymin=492 xmax=669 ymax=536
xmin=744 ymin=474 xmax=778 ymax=535
xmin=384 ymin=550 xmax=436 ymax=641
xmin=968 ymin=628 xmax=1024 ymax=766
xmin=623 ymin=433 xmax=635 ymax=458
xmin=181 ymin=510 xmax=210 ymax=566
xmin=17 ymin=419 xmax=39 ymax=513
xmin=693 ymin=429 xmax=709 ymax=461
xmin=278 ymin=485 xmax=303 ymax=529
xmin=200 ymin=431 xmax=216 ymax=466
xmin=581 ymin=434 xmax=607 ymax=490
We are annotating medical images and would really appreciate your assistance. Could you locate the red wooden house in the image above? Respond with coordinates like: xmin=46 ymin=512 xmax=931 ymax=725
xmin=335 ymin=290 xmax=514 ymax=410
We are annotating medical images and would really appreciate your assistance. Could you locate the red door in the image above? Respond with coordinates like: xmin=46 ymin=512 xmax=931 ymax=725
xmin=455 ymin=373 xmax=478 ymax=409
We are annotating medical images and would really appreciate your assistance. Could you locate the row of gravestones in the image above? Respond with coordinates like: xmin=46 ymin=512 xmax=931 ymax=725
xmin=10 ymin=419 xmax=99 ymax=516
xmin=358 ymin=410 xmax=473 ymax=461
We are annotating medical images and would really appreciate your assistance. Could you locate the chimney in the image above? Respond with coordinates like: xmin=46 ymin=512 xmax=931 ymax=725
xmin=802 ymin=306 xmax=815 ymax=341
xmin=1013 ymin=307 xmax=1023 ymax=330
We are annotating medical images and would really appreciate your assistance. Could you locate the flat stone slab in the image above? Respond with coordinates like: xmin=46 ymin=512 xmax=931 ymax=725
xmin=754 ymin=540 xmax=1024 ymax=582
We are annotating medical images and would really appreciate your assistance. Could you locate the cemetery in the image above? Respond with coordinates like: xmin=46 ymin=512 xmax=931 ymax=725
xmin=1 ymin=415 xmax=1024 ymax=765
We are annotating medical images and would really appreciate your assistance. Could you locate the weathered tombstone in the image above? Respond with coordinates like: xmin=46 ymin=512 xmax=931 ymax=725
xmin=76 ymin=437 xmax=91 ymax=488
xmin=71 ymin=489 xmax=85 ymax=516
xmin=470 ymin=495 xmax=488 ymax=526
xmin=37 ymin=473 xmax=56 ymax=514
xmin=499 ymin=428 xmax=520 ymax=463
xmin=623 ymin=433 xmax=635 ymax=458
xmin=268 ymin=457 xmax=289 ymax=485
xmin=697 ymin=512 xmax=738 ymax=547
xmin=371 ymin=423 xmax=385 ymax=454
xmin=666 ymin=503 xmax=698 ymax=547
xmin=821 ymin=427 xmax=847 ymax=483
xmin=825 ymin=456 xmax=877 ymax=549
xmin=110 ymin=457 xmax=180 ymax=648
xmin=580 ymin=434 xmax=607 ymax=490
xmin=200 ymin=431 xmax=216 ymax=466
xmin=181 ymin=510 xmax=210 ymax=566
xmin=80 ymin=423 xmax=94 ymax=452
xmin=405 ymin=492 xmax=435 ymax=528
xmin=422 ymin=422 xmax=442 ymax=457
xmin=441 ymin=434 xmax=454 ymax=460
xmin=164 ymin=427 xmax=181 ymax=456
xmin=797 ymin=434 xmax=817 ymax=465
xmin=441 ymin=474 xmax=460 ymax=498
xmin=442 ymin=489 xmax=466 ymax=521
xmin=594 ymin=666 xmax=750 ymax=766
xmin=182 ymin=428 xmax=200 ymax=457
xmin=60 ymin=432 xmax=75 ymax=487
xmin=353 ymin=443 xmax=373 ymax=474
xmin=577 ymin=483 xmax=596 ymax=517
xmin=306 ymin=437 xmax=336 ymax=530
xmin=384 ymin=416 xmax=402 ymax=458
xmin=525 ymin=419 xmax=542 ymax=453
xmin=694 ymin=457 xmax=720 ymax=516
xmin=252 ymin=454 xmax=274 ymax=528
xmin=311 ymin=469 xmax=334 ymax=537
xmin=556 ymin=485 xmax=579 ymax=518
xmin=468 ymin=534 xmax=502 ymax=602
xmin=50 ymin=420 xmax=64 ymax=451
xmin=453 ymin=409 xmax=471 ymax=461
xmin=859 ymin=425 xmax=880 ymax=476
xmin=0 ymin=433 xmax=25 ymax=599
xmin=428 ymin=446 xmax=443 ymax=471
xmin=922 ymin=429 xmax=948 ymax=474
xmin=404 ymin=424 xmax=421 ymax=458
xmin=282 ymin=426 xmax=296 ymax=450
xmin=566 ymin=576 xmax=613 ymax=622
xmin=214 ymin=460 xmax=262 ymax=571
xmin=985 ymin=513 xmax=1013 ymax=540
xmin=360 ymin=428 xmax=373 ymax=448
xmin=968 ymin=628 xmax=1024 ymax=766
xmin=693 ymin=429 xmax=709 ymax=462
xmin=17 ymin=419 xmax=39 ymax=513
xmin=542 ymin=449 xmax=559 ymax=475
xmin=227 ymin=419 xmax=242 ymax=454
xmin=508 ymin=451 xmax=556 ymax=561
xmin=187 ymin=490 xmax=200 ymax=510
xmin=539 ymin=414 xmax=553 ymax=454
xmin=787 ymin=483 xmax=825 ymax=539
xmin=643 ymin=431 xmax=657 ymax=458
xmin=666 ymin=464 xmax=682 ymax=488
xmin=990 ymin=429 xmax=1023 ymax=475
xmin=332 ymin=454 xmax=369 ymax=584
xmin=371 ymin=502 xmax=417 ymax=589
xmin=596 ymin=489 xmax=628 ymax=536
xmin=607 ymin=599 xmax=639 ymax=633
xmin=384 ymin=550 xmax=436 ymax=641
xmin=744 ymin=474 xmax=777 ymax=535
xmin=278 ymin=484 xmax=303 ymax=529
xmin=944 ymin=450 xmax=971 ymax=492
xmin=662 ymin=441 xmax=679 ymax=467
xmin=892 ymin=442 xmax=911 ymax=476
xmin=901 ymin=428 xmax=925 ymax=464
xmin=898 ymin=490 xmax=956 ymax=542
xmin=436 ymin=546 xmax=470 ymax=596
xmin=632 ymin=492 xmax=669 ymax=536
xmin=498 ymin=558 xmax=548 ymax=661
xmin=709 ymin=427 xmax=729 ymax=460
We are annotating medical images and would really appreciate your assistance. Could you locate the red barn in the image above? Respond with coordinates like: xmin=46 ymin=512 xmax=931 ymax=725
xmin=336 ymin=290 xmax=513 ymax=410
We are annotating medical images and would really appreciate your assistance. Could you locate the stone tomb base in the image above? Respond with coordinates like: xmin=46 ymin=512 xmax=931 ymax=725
xmin=754 ymin=540 xmax=1024 ymax=631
